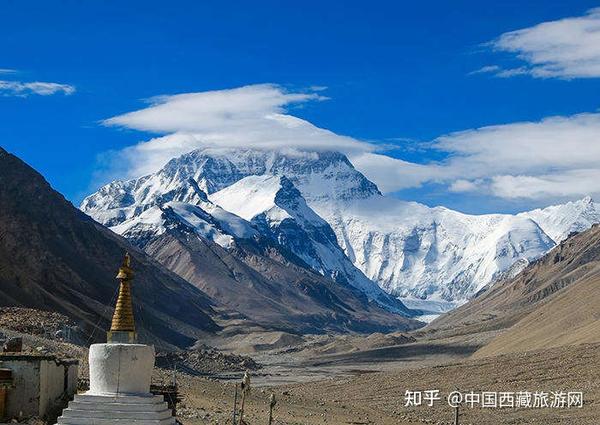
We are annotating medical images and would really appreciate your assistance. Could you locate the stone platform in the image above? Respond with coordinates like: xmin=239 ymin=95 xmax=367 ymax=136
xmin=57 ymin=394 xmax=175 ymax=424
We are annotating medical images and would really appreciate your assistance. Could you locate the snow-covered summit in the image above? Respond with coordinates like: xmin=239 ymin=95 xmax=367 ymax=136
xmin=519 ymin=196 xmax=600 ymax=243
xmin=313 ymin=195 xmax=556 ymax=301
xmin=210 ymin=174 xmax=410 ymax=313
xmin=82 ymin=154 xmax=408 ymax=313
xmin=82 ymin=147 xmax=600 ymax=308
xmin=210 ymin=175 xmax=325 ymax=227
xmin=81 ymin=148 xmax=380 ymax=223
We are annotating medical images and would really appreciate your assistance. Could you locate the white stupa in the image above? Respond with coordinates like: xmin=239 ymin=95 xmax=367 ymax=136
xmin=56 ymin=253 xmax=176 ymax=424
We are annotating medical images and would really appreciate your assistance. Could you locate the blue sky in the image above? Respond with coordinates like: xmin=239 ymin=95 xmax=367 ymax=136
xmin=2 ymin=0 xmax=600 ymax=213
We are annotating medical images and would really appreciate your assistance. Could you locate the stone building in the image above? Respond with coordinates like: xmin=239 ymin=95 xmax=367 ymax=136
xmin=0 ymin=352 xmax=78 ymax=421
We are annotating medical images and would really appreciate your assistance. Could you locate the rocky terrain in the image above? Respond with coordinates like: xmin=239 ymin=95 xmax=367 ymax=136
xmin=0 ymin=307 xmax=80 ymax=340
xmin=144 ymin=229 xmax=416 ymax=334
xmin=155 ymin=347 xmax=261 ymax=376
xmin=166 ymin=340 xmax=600 ymax=425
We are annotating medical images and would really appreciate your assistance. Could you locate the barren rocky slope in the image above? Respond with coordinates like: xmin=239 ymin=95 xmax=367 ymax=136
xmin=429 ymin=222 xmax=600 ymax=357
xmin=145 ymin=228 xmax=419 ymax=334
xmin=0 ymin=147 xmax=223 ymax=348
xmin=172 ymin=342 xmax=600 ymax=425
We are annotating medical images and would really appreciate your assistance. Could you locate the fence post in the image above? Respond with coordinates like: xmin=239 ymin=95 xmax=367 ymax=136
xmin=454 ymin=387 xmax=460 ymax=425
xmin=232 ymin=384 xmax=238 ymax=425
xmin=268 ymin=393 xmax=276 ymax=425
xmin=238 ymin=372 xmax=251 ymax=425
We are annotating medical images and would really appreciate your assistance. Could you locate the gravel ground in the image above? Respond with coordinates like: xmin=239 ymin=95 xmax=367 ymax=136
xmin=176 ymin=342 xmax=600 ymax=425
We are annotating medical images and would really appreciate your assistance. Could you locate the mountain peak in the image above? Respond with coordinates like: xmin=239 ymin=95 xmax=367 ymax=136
xmin=167 ymin=147 xmax=382 ymax=202
xmin=518 ymin=196 xmax=600 ymax=244
xmin=82 ymin=146 xmax=600 ymax=311
xmin=208 ymin=173 xmax=410 ymax=314
xmin=82 ymin=147 xmax=381 ymax=225
xmin=209 ymin=174 xmax=305 ymax=222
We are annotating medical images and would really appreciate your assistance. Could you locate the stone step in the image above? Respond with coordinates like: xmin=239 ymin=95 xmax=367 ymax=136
xmin=61 ymin=406 xmax=172 ymax=420
xmin=74 ymin=394 xmax=165 ymax=404
xmin=67 ymin=400 xmax=170 ymax=412
xmin=57 ymin=418 xmax=175 ymax=425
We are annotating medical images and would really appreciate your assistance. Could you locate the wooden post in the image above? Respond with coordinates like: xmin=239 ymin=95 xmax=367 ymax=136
xmin=454 ymin=404 xmax=459 ymax=425
xmin=0 ymin=388 xmax=6 ymax=421
xmin=454 ymin=386 xmax=460 ymax=425
xmin=238 ymin=390 xmax=246 ymax=425
xmin=0 ymin=369 xmax=13 ymax=422
xmin=268 ymin=393 xmax=276 ymax=425
xmin=238 ymin=372 xmax=251 ymax=425
xmin=232 ymin=384 xmax=238 ymax=425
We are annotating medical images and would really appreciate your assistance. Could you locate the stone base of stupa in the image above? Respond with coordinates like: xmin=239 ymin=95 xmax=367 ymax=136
xmin=56 ymin=394 xmax=175 ymax=424
xmin=56 ymin=343 xmax=176 ymax=424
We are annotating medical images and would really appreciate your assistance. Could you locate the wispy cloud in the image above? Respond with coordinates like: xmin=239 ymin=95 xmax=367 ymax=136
xmin=475 ymin=7 xmax=600 ymax=79
xmin=0 ymin=80 xmax=75 ymax=97
xmin=0 ymin=68 xmax=17 ymax=74
xmin=425 ymin=112 xmax=600 ymax=199
xmin=471 ymin=65 xmax=529 ymax=78
xmin=102 ymin=84 xmax=373 ymax=178
xmin=98 ymin=84 xmax=600 ymax=204
xmin=355 ymin=112 xmax=600 ymax=201
xmin=469 ymin=65 xmax=501 ymax=75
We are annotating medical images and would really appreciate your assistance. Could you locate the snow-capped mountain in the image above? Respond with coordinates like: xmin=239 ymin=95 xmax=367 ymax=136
xmin=84 ymin=167 xmax=409 ymax=314
xmin=90 ymin=177 xmax=418 ymax=332
xmin=519 ymin=196 xmax=600 ymax=243
xmin=82 ymin=148 xmax=600 ymax=308
xmin=81 ymin=149 xmax=379 ymax=228
xmin=315 ymin=196 xmax=555 ymax=301
xmin=209 ymin=174 xmax=406 ymax=311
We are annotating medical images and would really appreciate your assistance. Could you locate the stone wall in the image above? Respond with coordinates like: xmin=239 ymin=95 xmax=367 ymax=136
xmin=0 ymin=354 xmax=78 ymax=421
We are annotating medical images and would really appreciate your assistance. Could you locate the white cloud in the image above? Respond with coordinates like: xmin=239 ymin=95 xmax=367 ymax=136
xmin=0 ymin=80 xmax=75 ymax=96
xmin=99 ymin=84 xmax=600 ymax=203
xmin=427 ymin=113 xmax=600 ymax=199
xmin=105 ymin=84 xmax=326 ymax=133
xmin=490 ymin=170 xmax=600 ymax=199
xmin=326 ymin=112 xmax=600 ymax=201
xmin=102 ymin=84 xmax=374 ymax=178
xmin=350 ymin=153 xmax=443 ymax=192
xmin=478 ymin=7 xmax=600 ymax=79
xmin=469 ymin=65 xmax=501 ymax=75
xmin=0 ymin=68 xmax=16 ymax=74
xmin=449 ymin=179 xmax=482 ymax=193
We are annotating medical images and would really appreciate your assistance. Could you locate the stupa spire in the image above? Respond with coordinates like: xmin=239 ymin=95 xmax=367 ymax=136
xmin=107 ymin=252 xmax=137 ymax=343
